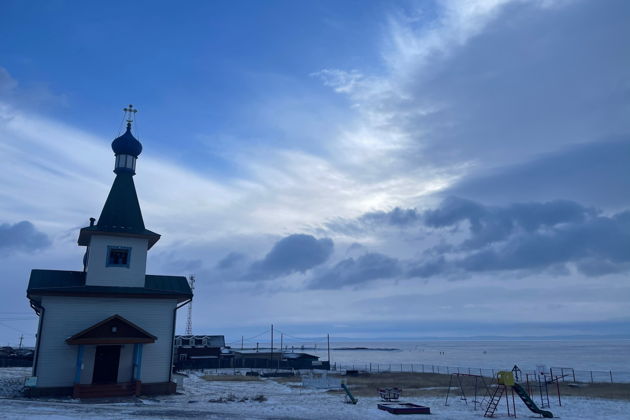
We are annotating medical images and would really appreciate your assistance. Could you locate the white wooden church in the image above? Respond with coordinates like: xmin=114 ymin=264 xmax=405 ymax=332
xmin=26 ymin=108 xmax=193 ymax=398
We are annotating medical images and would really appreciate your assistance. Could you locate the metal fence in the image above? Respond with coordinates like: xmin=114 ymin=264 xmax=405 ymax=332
xmin=0 ymin=358 xmax=32 ymax=368
xmin=175 ymin=358 xmax=330 ymax=371
xmin=333 ymin=362 xmax=630 ymax=384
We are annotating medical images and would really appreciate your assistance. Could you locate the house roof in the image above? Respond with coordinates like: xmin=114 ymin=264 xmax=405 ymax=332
xmin=175 ymin=335 xmax=226 ymax=347
xmin=66 ymin=314 xmax=156 ymax=345
xmin=77 ymin=173 xmax=160 ymax=249
xmin=27 ymin=269 xmax=192 ymax=303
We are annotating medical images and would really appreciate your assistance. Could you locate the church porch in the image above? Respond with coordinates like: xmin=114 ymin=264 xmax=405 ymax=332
xmin=66 ymin=315 xmax=156 ymax=398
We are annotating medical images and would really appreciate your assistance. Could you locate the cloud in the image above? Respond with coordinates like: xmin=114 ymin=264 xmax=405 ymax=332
xmin=455 ymin=209 xmax=630 ymax=275
xmin=417 ymin=198 xmax=630 ymax=278
xmin=216 ymin=252 xmax=247 ymax=270
xmin=326 ymin=207 xmax=422 ymax=235
xmin=247 ymin=234 xmax=334 ymax=280
xmin=320 ymin=0 xmax=630 ymax=204
xmin=407 ymin=256 xmax=448 ymax=279
xmin=310 ymin=252 xmax=402 ymax=289
xmin=0 ymin=221 xmax=51 ymax=255
xmin=322 ymin=197 xmax=630 ymax=283
xmin=446 ymin=137 xmax=630 ymax=209
xmin=0 ymin=67 xmax=18 ymax=95
xmin=424 ymin=196 xmax=595 ymax=249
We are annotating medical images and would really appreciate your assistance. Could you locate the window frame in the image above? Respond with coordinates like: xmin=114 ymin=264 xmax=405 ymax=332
xmin=106 ymin=246 xmax=132 ymax=268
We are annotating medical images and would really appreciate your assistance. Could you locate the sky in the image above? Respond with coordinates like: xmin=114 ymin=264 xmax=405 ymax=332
xmin=1 ymin=0 xmax=629 ymax=346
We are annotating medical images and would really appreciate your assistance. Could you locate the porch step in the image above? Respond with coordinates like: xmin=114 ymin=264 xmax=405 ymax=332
xmin=73 ymin=382 xmax=139 ymax=398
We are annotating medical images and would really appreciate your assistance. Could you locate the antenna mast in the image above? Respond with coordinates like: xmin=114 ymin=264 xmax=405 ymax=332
xmin=185 ymin=275 xmax=195 ymax=335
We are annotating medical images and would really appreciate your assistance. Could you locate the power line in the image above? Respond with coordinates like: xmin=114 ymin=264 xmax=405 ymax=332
xmin=0 ymin=321 xmax=35 ymax=336
xmin=225 ymin=329 xmax=271 ymax=345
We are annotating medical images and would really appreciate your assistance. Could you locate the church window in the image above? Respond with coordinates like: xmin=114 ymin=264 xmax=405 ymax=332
xmin=107 ymin=246 xmax=131 ymax=267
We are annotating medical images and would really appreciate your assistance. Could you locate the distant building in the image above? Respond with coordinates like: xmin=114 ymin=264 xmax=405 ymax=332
xmin=174 ymin=335 xmax=225 ymax=361
xmin=230 ymin=350 xmax=327 ymax=370
xmin=26 ymin=111 xmax=193 ymax=398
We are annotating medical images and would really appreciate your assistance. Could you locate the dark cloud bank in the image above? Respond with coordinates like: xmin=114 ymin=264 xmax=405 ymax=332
xmin=448 ymin=137 xmax=630 ymax=209
xmin=225 ymin=234 xmax=334 ymax=280
xmin=218 ymin=198 xmax=630 ymax=289
xmin=0 ymin=220 xmax=51 ymax=256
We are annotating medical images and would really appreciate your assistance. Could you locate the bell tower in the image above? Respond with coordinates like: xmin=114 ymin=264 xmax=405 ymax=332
xmin=77 ymin=105 xmax=160 ymax=287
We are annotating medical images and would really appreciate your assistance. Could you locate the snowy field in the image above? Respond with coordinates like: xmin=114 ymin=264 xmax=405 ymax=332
xmin=1 ymin=368 xmax=629 ymax=419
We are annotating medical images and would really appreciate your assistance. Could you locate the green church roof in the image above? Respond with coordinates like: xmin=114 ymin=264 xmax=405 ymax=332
xmin=78 ymin=173 xmax=160 ymax=248
xmin=27 ymin=269 xmax=192 ymax=303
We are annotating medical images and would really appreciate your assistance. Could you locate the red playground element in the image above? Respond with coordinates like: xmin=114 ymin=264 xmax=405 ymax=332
xmin=378 ymin=403 xmax=431 ymax=415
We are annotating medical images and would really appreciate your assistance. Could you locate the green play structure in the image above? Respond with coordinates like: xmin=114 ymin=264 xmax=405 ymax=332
xmin=341 ymin=383 xmax=358 ymax=404
xmin=484 ymin=371 xmax=553 ymax=418
xmin=512 ymin=383 xmax=553 ymax=418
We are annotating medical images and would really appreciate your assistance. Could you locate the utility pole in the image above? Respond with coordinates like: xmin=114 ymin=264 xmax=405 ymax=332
xmin=279 ymin=333 xmax=283 ymax=370
xmin=327 ymin=334 xmax=330 ymax=363
xmin=185 ymin=275 xmax=195 ymax=335
xmin=18 ymin=334 xmax=23 ymax=350
xmin=241 ymin=336 xmax=244 ymax=350
xmin=270 ymin=324 xmax=274 ymax=362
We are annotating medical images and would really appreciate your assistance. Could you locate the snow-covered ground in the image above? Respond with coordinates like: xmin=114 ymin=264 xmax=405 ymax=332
xmin=1 ymin=368 xmax=629 ymax=419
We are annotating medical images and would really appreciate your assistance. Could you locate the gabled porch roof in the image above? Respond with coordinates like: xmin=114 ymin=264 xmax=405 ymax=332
xmin=66 ymin=314 xmax=157 ymax=345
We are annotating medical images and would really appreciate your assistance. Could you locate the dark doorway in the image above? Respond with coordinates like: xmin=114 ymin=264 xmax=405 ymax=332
xmin=92 ymin=345 xmax=120 ymax=384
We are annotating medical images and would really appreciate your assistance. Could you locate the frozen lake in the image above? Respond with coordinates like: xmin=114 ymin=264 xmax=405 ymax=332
xmin=300 ymin=339 xmax=630 ymax=378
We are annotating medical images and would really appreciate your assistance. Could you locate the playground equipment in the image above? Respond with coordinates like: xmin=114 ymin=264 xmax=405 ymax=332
xmin=524 ymin=370 xmax=564 ymax=408
xmin=483 ymin=371 xmax=553 ymax=418
xmin=444 ymin=373 xmax=493 ymax=411
xmin=341 ymin=383 xmax=358 ymax=404
xmin=378 ymin=403 xmax=431 ymax=415
xmin=379 ymin=387 xmax=402 ymax=402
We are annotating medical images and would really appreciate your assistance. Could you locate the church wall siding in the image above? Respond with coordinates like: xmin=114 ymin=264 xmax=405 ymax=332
xmin=117 ymin=344 xmax=134 ymax=383
xmin=36 ymin=296 xmax=177 ymax=387
xmin=79 ymin=346 xmax=96 ymax=384
xmin=85 ymin=235 xmax=148 ymax=287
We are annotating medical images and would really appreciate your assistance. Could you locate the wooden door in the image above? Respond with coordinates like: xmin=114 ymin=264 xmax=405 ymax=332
xmin=92 ymin=345 xmax=120 ymax=384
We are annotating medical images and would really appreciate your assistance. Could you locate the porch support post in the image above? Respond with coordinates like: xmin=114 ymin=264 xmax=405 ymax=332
xmin=133 ymin=343 xmax=143 ymax=381
xmin=74 ymin=345 xmax=84 ymax=384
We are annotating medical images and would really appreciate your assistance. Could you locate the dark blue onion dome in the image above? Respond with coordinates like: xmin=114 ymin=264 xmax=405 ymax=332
xmin=112 ymin=122 xmax=143 ymax=157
